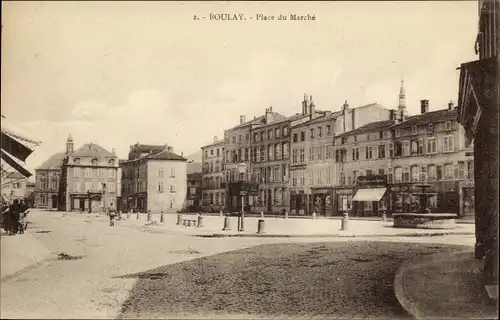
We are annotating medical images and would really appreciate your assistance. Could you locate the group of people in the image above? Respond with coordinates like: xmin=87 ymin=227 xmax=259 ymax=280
xmin=1 ymin=199 xmax=30 ymax=236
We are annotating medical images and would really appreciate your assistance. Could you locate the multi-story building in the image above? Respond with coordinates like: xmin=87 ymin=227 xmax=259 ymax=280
xmin=34 ymin=152 xmax=65 ymax=209
xmin=457 ymin=0 xmax=498 ymax=292
xmin=201 ymin=136 xmax=225 ymax=212
xmin=186 ymin=172 xmax=202 ymax=212
xmin=290 ymin=97 xmax=391 ymax=216
xmin=120 ymin=143 xmax=187 ymax=213
xmin=1 ymin=172 xmax=34 ymax=203
xmin=59 ymin=135 xmax=119 ymax=212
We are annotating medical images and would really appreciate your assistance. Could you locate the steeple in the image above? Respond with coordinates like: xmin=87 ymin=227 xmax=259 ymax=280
xmin=398 ymin=80 xmax=408 ymax=117
xmin=66 ymin=134 xmax=74 ymax=154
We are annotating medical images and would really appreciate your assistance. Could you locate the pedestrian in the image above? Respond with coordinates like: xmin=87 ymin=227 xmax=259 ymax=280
xmin=109 ymin=206 xmax=116 ymax=226
xmin=18 ymin=211 xmax=26 ymax=234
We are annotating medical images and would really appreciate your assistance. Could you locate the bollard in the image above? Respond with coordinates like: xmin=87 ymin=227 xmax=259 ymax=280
xmin=220 ymin=210 xmax=223 ymax=217
xmin=284 ymin=210 xmax=289 ymax=219
xmin=222 ymin=216 xmax=231 ymax=231
xmin=197 ymin=214 xmax=204 ymax=227
xmin=257 ymin=219 xmax=265 ymax=234
xmin=147 ymin=210 xmax=152 ymax=221
xmin=177 ymin=213 xmax=183 ymax=225
xmin=341 ymin=212 xmax=349 ymax=231
xmin=160 ymin=211 xmax=164 ymax=223
xmin=136 ymin=211 xmax=140 ymax=220
xmin=382 ymin=213 xmax=387 ymax=221
xmin=127 ymin=210 xmax=131 ymax=220
xmin=260 ymin=210 xmax=264 ymax=218
xmin=312 ymin=211 xmax=316 ymax=220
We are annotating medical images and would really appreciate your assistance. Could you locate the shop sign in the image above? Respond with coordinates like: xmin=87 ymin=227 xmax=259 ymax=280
xmin=357 ymin=175 xmax=387 ymax=187
xmin=460 ymin=179 xmax=475 ymax=187
xmin=312 ymin=188 xmax=332 ymax=195
xmin=335 ymin=188 xmax=354 ymax=195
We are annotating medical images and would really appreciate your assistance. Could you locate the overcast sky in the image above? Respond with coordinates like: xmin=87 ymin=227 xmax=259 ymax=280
xmin=2 ymin=1 xmax=478 ymax=171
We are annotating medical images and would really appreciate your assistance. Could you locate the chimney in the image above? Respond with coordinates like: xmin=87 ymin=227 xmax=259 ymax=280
xmin=448 ymin=101 xmax=454 ymax=110
xmin=167 ymin=146 xmax=173 ymax=152
xmin=239 ymin=115 xmax=246 ymax=124
xmin=309 ymin=95 xmax=316 ymax=118
xmin=302 ymin=93 xmax=308 ymax=115
xmin=420 ymin=100 xmax=429 ymax=114
xmin=389 ymin=109 xmax=396 ymax=121
xmin=181 ymin=152 xmax=184 ymax=157
xmin=213 ymin=136 xmax=218 ymax=143
xmin=112 ymin=148 xmax=116 ymax=155
xmin=266 ymin=107 xmax=274 ymax=123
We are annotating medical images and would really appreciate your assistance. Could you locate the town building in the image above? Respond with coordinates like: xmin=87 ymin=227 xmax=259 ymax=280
xmin=456 ymin=0 xmax=498 ymax=294
xmin=120 ymin=143 xmax=187 ymax=213
xmin=34 ymin=152 xmax=65 ymax=209
xmin=59 ymin=135 xmax=119 ymax=212
xmin=290 ymin=98 xmax=391 ymax=216
xmin=200 ymin=136 xmax=225 ymax=212
xmin=1 ymin=171 xmax=35 ymax=204
xmin=186 ymin=172 xmax=202 ymax=212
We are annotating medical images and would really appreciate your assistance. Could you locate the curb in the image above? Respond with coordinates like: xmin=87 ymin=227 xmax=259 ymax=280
xmin=393 ymin=250 xmax=473 ymax=320
xmin=1 ymin=254 xmax=55 ymax=282
xmin=196 ymin=231 xmax=474 ymax=238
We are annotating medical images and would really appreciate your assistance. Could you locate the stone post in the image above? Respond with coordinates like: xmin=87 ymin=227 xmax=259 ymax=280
xmin=147 ymin=210 xmax=152 ymax=221
xmin=177 ymin=213 xmax=183 ymax=225
xmin=160 ymin=211 xmax=164 ymax=223
xmin=257 ymin=219 xmax=265 ymax=234
xmin=197 ymin=213 xmax=204 ymax=228
xmin=222 ymin=215 xmax=231 ymax=231
xmin=260 ymin=210 xmax=264 ymax=218
xmin=341 ymin=212 xmax=349 ymax=230
xmin=312 ymin=211 xmax=316 ymax=220
xmin=136 ymin=211 xmax=140 ymax=220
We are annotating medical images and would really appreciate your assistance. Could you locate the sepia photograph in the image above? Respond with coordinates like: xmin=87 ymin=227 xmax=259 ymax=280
xmin=1 ymin=1 xmax=498 ymax=319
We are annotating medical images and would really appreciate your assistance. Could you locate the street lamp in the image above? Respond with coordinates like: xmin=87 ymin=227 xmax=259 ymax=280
xmin=102 ymin=183 xmax=107 ymax=215
xmin=237 ymin=162 xmax=247 ymax=231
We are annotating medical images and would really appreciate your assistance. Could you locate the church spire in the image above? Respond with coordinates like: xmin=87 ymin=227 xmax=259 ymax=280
xmin=66 ymin=134 xmax=74 ymax=154
xmin=398 ymin=80 xmax=408 ymax=118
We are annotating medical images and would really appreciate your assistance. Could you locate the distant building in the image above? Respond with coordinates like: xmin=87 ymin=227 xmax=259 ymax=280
xmin=59 ymin=135 xmax=119 ymax=212
xmin=201 ymin=136 xmax=225 ymax=212
xmin=34 ymin=152 xmax=65 ymax=209
xmin=120 ymin=143 xmax=187 ymax=213
xmin=186 ymin=172 xmax=202 ymax=212
xmin=1 ymin=171 xmax=34 ymax=203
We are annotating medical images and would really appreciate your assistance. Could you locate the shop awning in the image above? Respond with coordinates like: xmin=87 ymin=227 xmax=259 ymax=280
xmin=352 ymin=188 xmax=387 ymax=202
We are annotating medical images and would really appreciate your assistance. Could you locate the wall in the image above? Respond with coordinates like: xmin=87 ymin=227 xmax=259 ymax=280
xmin=147 ymin=159 xmax=187 ymax=213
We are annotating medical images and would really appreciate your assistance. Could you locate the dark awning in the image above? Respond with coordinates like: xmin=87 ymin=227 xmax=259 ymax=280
xmin=1 ymin=132 xmax=33 ymax=162
xmin=1 ymin=149 xmax=32 ymax=178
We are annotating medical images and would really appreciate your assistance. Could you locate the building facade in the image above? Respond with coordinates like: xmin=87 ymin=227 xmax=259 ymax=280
xmin=186 ymin=172 xmax=202 ymax=212
xmin=59 ymin=135 xmax=119 ymax=212
xmin=34 ymin=152 xmax=65 ymax=209
xmin=120 ymin=143 xmax=187 ymax=213
xmin=201 ymin=137 xmax=225 ymax=212
xmin=456 ymin=0 xmax=499 ymax=291
xmin=1 ymin=172 xmax=34 ymax=204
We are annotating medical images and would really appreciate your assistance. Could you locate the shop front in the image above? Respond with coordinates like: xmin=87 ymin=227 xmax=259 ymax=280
xmin=290 ymin=189 xmax=309 ymax=216
xmin=351 ymin=175 xmax=388 ymax=217
xmin=310 ymin=187 xmax=333 ymax=217
xmin=333 ymin=187 xmax=355 ymax=216
xmin=459 ymin=179 xmax=475 ymax=218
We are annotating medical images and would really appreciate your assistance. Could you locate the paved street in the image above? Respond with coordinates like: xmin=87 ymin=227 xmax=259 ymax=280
xmin=1 ymin=210 xmax=474 ymax=319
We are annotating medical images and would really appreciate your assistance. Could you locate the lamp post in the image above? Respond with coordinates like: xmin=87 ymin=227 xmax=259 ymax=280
xmin=237 ymin=162 xmax=247 ymax=232
xmin=102 ymin=183 xmax=107 ymax=215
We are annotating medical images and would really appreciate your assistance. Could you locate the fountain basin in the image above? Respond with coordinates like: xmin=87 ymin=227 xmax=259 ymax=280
xmin=393 ymin=213 xmax=457 ymax=229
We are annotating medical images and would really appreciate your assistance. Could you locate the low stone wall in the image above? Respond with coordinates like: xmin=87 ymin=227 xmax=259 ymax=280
xmin=393 ymin=213 xmax=457 ymax=229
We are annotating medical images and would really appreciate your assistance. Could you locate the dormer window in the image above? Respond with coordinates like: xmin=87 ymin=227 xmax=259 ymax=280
xmin=74 ymin=158 xmax=80 ymax=164
xmin=395 ymin=129 xmax=400 ymax=138
xmin=412 ymin=126 xmax=418 ymax=135
xmin=92 ymin=158 xmax=98 ymax=165
xmin=444 ymin=121 xmax=452 ymax=131
xmin=109 ymin=159 xmax=115 ymax=166
xmin=427 ymin=123 xmax=434 ymax=133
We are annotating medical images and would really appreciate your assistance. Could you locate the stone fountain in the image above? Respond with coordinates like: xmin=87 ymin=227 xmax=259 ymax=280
xmin=393 ymin=177 xmax=458 ymax=229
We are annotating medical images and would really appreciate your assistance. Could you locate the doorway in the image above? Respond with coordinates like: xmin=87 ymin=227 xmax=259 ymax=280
xmin=79 ymin=199 xmax=85 ymax=210
xmin=51 ymin=195 xmax=58 ymax=209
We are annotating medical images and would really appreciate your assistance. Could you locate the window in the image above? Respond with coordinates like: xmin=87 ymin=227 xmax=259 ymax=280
xmin=260 ymin=146 xmax=265 ymax=162
xmin=283 ymin=127 xmax=289 ymax=136
xmin=412 ymin=126 xmax=418 ymax=135
xmin=388 ymin=167 xmax=393 ymax=183
xmin=275 ymin=143 xmax=282 ymax=160
xmin=245 ymin=133 xmax=249 ymax=142
xmin=268 ymin=145 xmax=274 ymax=161
xmin=444 ymin=163 xmax=454 ymax=179
xmin=74 ymin=182 xmax=80 ymax=192
xmin=366 ymin=134 xmax=371 ymax=141
xmin=443 ymin=135 xmax=454 ymax=152
xmin=170 ymin=168 xmax=176 ymax=178
xmin=232 ymin=136 xmax=236 ymax=144
xmin=411 ymin=166 xmax=420 ymax=182
xmin=244 ymin=148 xmax=249 ymax=161
xmin=85 ymin=168 xmax=91 ymax=178
xmin=238 ymin=134 xmax=242 ymax=142
xmin=74 ymin=158 xmax=80 ymax=164
xmin=445 ymin=121 xmax=452 ymax=131
xmin=310 ymin=128 xmax=315 ymax=139
xmin=274 ymin=166 xmax=281 ymax=182
xmin=353 ymin=135 xmax=357 ymax=142
xmin=268 ymin=130 xmax=272 ymax=140
xmin=411 ymin=140 xmax=418 ymax=154
xmin=428 ymin=123 xmax=434 ymax=133
xmin=292 ymin=172 xmax=297 ymax=186
xmin=300 ymin=131 xmax=305 ymax=141
xmin=395 ymin=129 xmax=400 ymax=137
xmin=260 ymin=132 xmax=265 ymax=142
xmin=389 ymin=143 xmax=394 ymax=158
xmin=293 ymin=133 xmax=298 ymax=143
xmin=318 ymin=127 xmax=323 ymax=138
xmin=73 ymin=167 xmax=81 ymax=177
xmin=378 ymin=144 xmax=385 ymax=159
xmin=352 ymin=170 xmax=358 ymax=183
xmin=158 ymin=167 xmax=164 ymax=178
xmin=352 ymin=147 xmax=360 ymax=161
xmin=403 ymin=141 xmax=410 ymax=156
xmin=85 ymin=182 xmax=92 ymax=192
xmin=366 ymin=169 xmax=373 ymax=176
xmin=418 ymin=138 xmax=424 ymax=154
xmin=275 ymin=128 xmax=280 ymax=138
xmin=310 ymin=147 xmax=315 ymax=161
xmin=437 ymin=165 xmax=443 ymax=180
xmin=299 ymin=171 xmax=305 ymax=186
xmin=394 ymin=167 xmax=403 ymax=183
xmin=109 ymin=169 xmax=116 ymax=178
xmin=366 ymin=146 xmax=373 ymax=159
xmin=465 ymin=137 xmax=472 ymax=149
xmin=378 ymin=169 xmax=385 ymax=175
xmin=92 ymin=158 xmax=98 ymax=165
xmin=92 ymin=168 xmax=98 ymax=178
xmin=210 ymin=149 xmax=214 ymax=155
xmin=326 ymin=125 xmax=332 ymax=135
xmin=170 ymin=184 xmax=176 ymax=192
xmin=458 ymin=162 xmax=465 ymax=179
xmin=254 ymin=133 xmax=259 ymax=142
xmin=299 ymin=149 xmax=305 ymax=163
xmin=427 ymin=138 xmax=437 ymax=153
xmin=383 ymin=131 xmax=388 ymax=139
xmin=467 ymin=161 xmax=474 ymax=179
xmin=403 ymin=167 xmax=410 ymax=182
xmin=325 ymin=145 xmax=332 ymax=159
xmin=317 ymin=146 xmax=323 ymax=161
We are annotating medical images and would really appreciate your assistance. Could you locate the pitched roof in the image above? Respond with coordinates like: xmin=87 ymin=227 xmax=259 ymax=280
xmin=1 ymin=171 xmax=26 ymax=180
xmin=392 ymin=108 xmax=457 ymax=128
xmin=147 ymin=149 xmax=187 ymax=161
xmin=337 ymin=120 xmax=394 ymax=137
xmin=130 ymin=144 xmax=165 ymax=154
xmin=35 ymin=152 xmax=66 ymax=170
xmin=72 ymin=143 xmax=116 ymax=158
xmin=226 ymin=115 xmax=266 ymax=131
